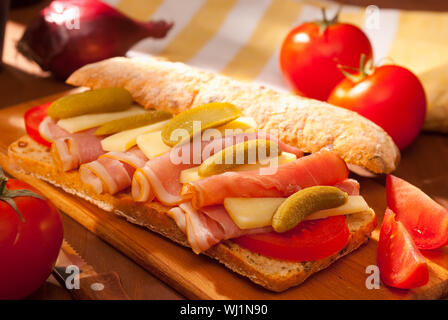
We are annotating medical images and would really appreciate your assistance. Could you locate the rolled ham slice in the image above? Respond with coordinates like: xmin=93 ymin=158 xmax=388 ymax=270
xmin=168 ymin=203 xmax=272 ymax=254
xmin=131 ymin=132 xmax=303 ymax=206
xmin=80 ymin=147 xmax=147 ymax=194
xmin=181 ymin=149 xmax=349 ymax=208
xmin=39 ymin=116 xmax=69 ymax=141
xmin=334 ymin=178 xmax=360 ymax=196
xmin=40 ymin=117 xmax=106 ymax=171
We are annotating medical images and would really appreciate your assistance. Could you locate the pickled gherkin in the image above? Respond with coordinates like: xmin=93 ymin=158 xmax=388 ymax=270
xmin=48 ymin=88 xmax=133 ymax=119
xmin=198 ymin=139 xmax=282 ymax=177
xmin=161 ymin=102 xmax=242 ymax=146
xmin=272 ymin=186 xmax=348 ymax=233
xmin=95 ymin=110 xmax=172 ymax=135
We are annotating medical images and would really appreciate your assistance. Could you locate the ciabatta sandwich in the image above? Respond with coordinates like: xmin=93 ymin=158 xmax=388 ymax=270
xmin=7 ymin=56 xmax=399 ymax=292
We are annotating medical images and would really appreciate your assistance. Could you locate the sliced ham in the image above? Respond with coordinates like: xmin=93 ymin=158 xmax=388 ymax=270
xmin=101 ymin=148 xmax=148 ymax=168
xmin=169 ymin=203 xmax=271 ymax=254
xmin=131 ymin=132 xmax=303 ymax=206
xmin=181 ymin=149 xmax=349 ymax=208
xmin=167 ymin=207 xmax=187 ymax=234
xmin=40 ymin=117 xmax=106 ymax=171
xmin=80 ymin=147 xmax=147 ymax=194
xmin=334 ymin=178 xmax=360 ymax=195
xmin=133 ymin=158 xmax=191 ymax=205
xmin=168 ymin=179 xmax=361 ymax=254
xmin=39 ymin=116 xmax=69 ymax=141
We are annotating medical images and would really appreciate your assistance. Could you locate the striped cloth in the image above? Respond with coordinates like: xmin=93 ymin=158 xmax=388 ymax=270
xmin=103 ymin=0 xmax=448 ymax=131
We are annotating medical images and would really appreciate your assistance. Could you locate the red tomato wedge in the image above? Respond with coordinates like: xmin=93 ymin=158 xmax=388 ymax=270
xmin=24 ymin=102 xmax=52 ymax=147
xmin=233 ymin=215 xmax=349 ymax=262
xmin=386 ymin=175 xmax=448 ymax=250
xmin=377 ymin=208 xmax=429 ymax=289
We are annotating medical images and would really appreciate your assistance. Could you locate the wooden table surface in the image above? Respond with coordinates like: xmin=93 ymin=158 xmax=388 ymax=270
xmin=1 ymin=0 xmax=447 ymax=300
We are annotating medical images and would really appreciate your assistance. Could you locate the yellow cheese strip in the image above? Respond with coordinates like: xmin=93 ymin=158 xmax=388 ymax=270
xmin=137 ymin=130 xmax=172 ymax=159
xmin=134 ymin=116 xmax=258 ymax=161
xmin=224 ymin=198 xmax=285 ymax=229
xmin=101 ymin=120 xmax=169 ymax=152
xmin=57 ymin=106 xmax=147 ymax=133
xmin=224 ymin=195 xmax=370 ymax=230
xmin=217 ymin=116 xmax=257 ymax=133
xmin=179 ymin=152 xmax=297 ymax=184
xmin=304 ymin=196 xmax=370 ymax=220
xmin=180 ymin=167 xmax=202 ymax=184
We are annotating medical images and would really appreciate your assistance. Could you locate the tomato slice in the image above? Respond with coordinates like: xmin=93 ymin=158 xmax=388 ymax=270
xmin=24 ymin=102 xmax=52 ymax=147
xmin=386 ymin=175 xmax=448 ymax=250
xmin=377 ymin=208 xmax=429 ymax=289
xmin=233 ymin=215 xmax=350 ymax=262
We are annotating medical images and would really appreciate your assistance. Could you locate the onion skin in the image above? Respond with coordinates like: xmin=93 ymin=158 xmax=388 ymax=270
xmin=17 ymin=0 xmax=173 ymax=80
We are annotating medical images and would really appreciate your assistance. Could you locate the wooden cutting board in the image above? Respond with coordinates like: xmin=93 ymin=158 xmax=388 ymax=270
xmin=1 ymin=92 xmax=448 ymax=300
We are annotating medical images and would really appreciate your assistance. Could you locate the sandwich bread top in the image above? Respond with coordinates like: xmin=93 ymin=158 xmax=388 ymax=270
xmin=66 ymin=56 xmax=400 ymax=174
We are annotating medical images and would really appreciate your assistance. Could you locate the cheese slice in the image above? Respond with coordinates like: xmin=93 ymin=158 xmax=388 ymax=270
xmin=180 ymin=167 xmax=202 ymax=184
xmin=101 ymin=120 xmax=169 ymax=152
xmin=137 ymin=130 xmax=172 ymax=159
xmin=304 ymin=196 xmax=370 ymax=220
xmin=224 ymin=198 xmax=285 ymax=229
xmin=224 ymin=195 xmax=370 ymax=229
xmin=57 ymin=106 xmax=147 ymax=133
xmin=179 ymin=152 xmax=297 ymax=184
xmin=217 ymin=116 xmax=257 ymax=133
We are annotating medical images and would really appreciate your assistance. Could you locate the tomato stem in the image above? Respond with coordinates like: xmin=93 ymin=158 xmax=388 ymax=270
xmin=321 ymin=7 xmax=328 ymax=25
xmin=337 ymin=53 xmax=374 ymax=82
xmin=317 ymin=6 xmax=342 ymax=34
xmin=0 ymin=167 xmax=46 ymax=223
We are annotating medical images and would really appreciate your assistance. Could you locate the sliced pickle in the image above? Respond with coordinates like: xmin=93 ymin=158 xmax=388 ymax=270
xmin=48 ymin=88 xmax=133 ymax=119
xmin=95 ymin=110 xmax=172 ymax=135
xmin=161 ymin=102 xmax=242 ymax=146
xmin=272 ymin=186 xmax=348 ymax=233
xmin=198 ymin=139 xmax=281 ymax=177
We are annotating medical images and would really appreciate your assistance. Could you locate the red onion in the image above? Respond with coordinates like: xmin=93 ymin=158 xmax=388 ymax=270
xmin=17 ymin=0 xmax=173 ymax=79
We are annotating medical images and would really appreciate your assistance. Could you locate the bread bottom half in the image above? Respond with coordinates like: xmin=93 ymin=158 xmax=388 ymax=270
xmin=7 ymin=136 xmax=377 ymax=292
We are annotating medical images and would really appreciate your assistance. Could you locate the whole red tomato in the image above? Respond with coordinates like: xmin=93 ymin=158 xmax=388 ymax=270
xmin=279 ymin=11 xmax=372 ymax=101
xmin=328 ymin=64 xmax=426 ymax=150
xmin=0 ymin=171 xmax=63 ymax=299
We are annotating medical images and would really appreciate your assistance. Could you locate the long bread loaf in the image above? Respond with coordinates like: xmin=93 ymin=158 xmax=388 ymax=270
xmin=66 ymin=56 xmax=400 ymax=174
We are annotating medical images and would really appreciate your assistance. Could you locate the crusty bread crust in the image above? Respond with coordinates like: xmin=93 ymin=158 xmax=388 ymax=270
xmin=8 ymin=136 xmax=377 ymax=292
xmin=66 ymin=57 xmax=400 ymax=174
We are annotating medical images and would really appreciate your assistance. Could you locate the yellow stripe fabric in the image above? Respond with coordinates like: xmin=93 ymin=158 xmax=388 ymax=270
xmin=116 ymin=0 xmax=164 ymax=21
xmin=387 ymin=11 xmax=448 ymax=74
xmin=339 ymin=10 xmax=365 ymax=28
xmin=159 ymin=0 xmax=239 ymax=63
xmin=115 ymin=0 xmax=448 ymax=84
xmin=220 ymin=0 xmax=303 ymax=81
